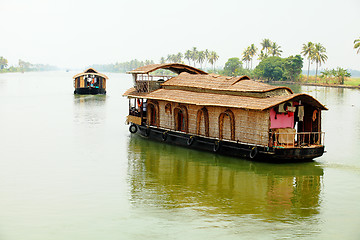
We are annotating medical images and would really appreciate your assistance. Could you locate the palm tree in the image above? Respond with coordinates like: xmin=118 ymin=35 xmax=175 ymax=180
xmin=197 ymin=51 xmax=206 ymax=68
xmin=354 ymin=37 xmax=360 ymax=54
xmin=301 ymin=42 xmax=315 ymax=82
xmin=248 ymin=44 xmax=258 ymax=69
xmin=166 ymin=54 xmax=173 ymax=63
xmin=312 ymin=43 xmax=328 ymax=83
xmin=261 ymin=38 xmax=272 ymax=54
xmin=176 ymin=52 xmax=183 ymax=63
xmin=184 ymin=50 xmax=192 ymax=65
xmin=160 ymin=57 xmax=166 ymax=64
xmin=242 ymin=47 xmax=251 ymax=69
xmin=257 ymin=50 xmax=268 ymax=61
xmin=269 ymin=42 xmax=282 ymax=57
xmin=191 ymin=47 xmax=198 ymax=67
xmin=204 ymin=49 xmax=210 ymax=69
xmin=208 ymin=51 xmax=219 ymax=71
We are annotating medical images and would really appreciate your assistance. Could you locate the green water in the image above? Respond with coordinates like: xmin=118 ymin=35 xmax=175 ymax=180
xmin=0 ymin=72 xmax=359 ymax=239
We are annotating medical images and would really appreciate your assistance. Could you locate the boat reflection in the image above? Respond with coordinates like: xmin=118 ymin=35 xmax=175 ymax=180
xmin=73 ymin=95 xmax=107 ymax=125
xmin=127 ymin=135 xmax=324 ymax=221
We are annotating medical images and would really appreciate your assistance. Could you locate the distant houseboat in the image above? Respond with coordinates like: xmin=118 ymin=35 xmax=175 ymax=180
xmin=73 ymin=68 xmax=108 ymax=94
xmin=123 ymin=63 xmax=327 ymax=161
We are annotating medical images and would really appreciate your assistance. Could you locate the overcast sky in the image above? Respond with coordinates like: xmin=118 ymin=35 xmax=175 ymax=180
xmin=1 ymin=0 xmax=359 ymax=70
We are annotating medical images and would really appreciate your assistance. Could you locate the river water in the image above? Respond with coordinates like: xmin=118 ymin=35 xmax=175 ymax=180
xmin=0 ymin=72 xmax=359 ymax=240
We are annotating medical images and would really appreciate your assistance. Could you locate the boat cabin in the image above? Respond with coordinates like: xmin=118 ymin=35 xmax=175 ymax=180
xmin=73 ymin=68 xmax=108 ymax=94
xmin=123 ymin=63 xmax=327 ymax=161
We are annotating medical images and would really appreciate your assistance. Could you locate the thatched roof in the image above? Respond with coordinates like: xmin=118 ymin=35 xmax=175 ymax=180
xmin=127 ymin=63 xmax=208 ymax=75
xmin=161 ymin=73 xmax=293 ymax=95
xmin=73 ymin=68 xmax=109 ymax=79
xmin=123 ymin=88 xmax=327 ymax=111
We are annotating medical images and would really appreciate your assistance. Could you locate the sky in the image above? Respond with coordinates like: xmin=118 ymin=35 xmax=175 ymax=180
xmin=1 ymin=0 xmax=359 ymax=70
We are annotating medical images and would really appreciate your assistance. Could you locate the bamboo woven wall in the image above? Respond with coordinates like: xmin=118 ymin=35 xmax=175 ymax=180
xmin=80 ymin=76 xmax=84 ymax=88
xmin=155 ymin=100 xmax=270 ymax=146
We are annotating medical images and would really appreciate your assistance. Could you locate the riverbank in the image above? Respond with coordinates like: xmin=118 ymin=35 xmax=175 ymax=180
xmin=287 ymin=81 xmax=360 ymax=89
xmin=261 ymin=78 xmax=360 ymax=90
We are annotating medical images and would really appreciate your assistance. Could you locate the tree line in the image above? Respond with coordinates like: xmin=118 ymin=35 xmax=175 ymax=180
xmin=160 ymin=47 xmax=219 ymax=70
xmin=0 ymin=56 xmax=58 ymax=73
xmin=92 ymin=36 xmax=359 ymax=84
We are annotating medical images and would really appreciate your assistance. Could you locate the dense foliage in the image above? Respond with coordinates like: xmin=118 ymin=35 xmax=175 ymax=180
xmin=223 ymin=58 xmax=243 ymax=77
xmin=320 ymin=67 xmax=351 ymax=84
xmin=254 ymin=55 xmax=303 ymax=81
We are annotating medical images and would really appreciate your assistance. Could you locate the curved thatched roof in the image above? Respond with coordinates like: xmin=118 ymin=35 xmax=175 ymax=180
xmin=123 ymin=88 xmax=327 ymax=111
xmin=73 ymin=68 xmax=109 ymax=79
xmin=161 ymin=73 xmax=293 ymax=96
xmin=127 ymin=63 xmax=208 ymax=75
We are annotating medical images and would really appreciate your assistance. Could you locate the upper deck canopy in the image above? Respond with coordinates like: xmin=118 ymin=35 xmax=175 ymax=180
xmin=73 ymin=68 xmax=109 ymax=79
xmin=127 ymin=63 xmax=208 ymax=75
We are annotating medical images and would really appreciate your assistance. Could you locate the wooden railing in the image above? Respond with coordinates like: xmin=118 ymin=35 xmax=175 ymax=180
xmin=134 ymin=74 xmax=173 ymax=93
xmin=272 ymin=131 xmax=325 ymax=147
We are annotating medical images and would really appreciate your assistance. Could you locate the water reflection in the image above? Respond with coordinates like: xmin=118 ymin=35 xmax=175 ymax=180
xmin=127 ymin=136 xmax=323 ymax=222
xmin=73 ymin=95 xmax=107 ymax=125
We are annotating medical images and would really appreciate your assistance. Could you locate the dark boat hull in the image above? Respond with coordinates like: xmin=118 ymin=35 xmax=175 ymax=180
xmin=130 ymin=124 xmax=325 ymax=162
xmin=74 ymin=88 xmax=106 ymax=95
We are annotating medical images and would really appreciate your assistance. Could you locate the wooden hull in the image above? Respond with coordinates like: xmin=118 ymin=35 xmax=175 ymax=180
xmin=129 ymin=124 xmax=325 ymax=162
xmin=74 ymin=88 xmax=106 ymax=95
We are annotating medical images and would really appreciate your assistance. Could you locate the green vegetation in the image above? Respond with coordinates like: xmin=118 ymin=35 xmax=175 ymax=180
xmin=160 ymin=47 xmax=219 ymax=70
xmin=0 ymin=56 xmax=8 ymax=70
xmin=90 ymin=37 xmax=357 ymax=88
xmin=300 ymin=42 xmax=328 ymax=82
xmin=0 ymin=56 xmax=57 ymax=73
xmin=344 ymin=77 xmax=360 ymax=86
xmin=301 ymin=42 xmax=314 ymax=81
xmin=354 ymin=37 xmax=360 ymax=54
xmin=92 ymin=59 xmax=155 ymax=73
xmin=319 ymin=67 xmax=351 ymax=84
xmin=223 ymin=58 xmax=242 ymax=77
xmin=253 ymin=55 xmax=303 ymax=81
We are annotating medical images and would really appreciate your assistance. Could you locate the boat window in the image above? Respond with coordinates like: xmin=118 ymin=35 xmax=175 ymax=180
xmin=218 ymin=110 xmax=235 ymax=140
xmin=196 ymin=107 xmax=209 ymax=137
xmin=174 ymin=105 xmax=188 ymax=132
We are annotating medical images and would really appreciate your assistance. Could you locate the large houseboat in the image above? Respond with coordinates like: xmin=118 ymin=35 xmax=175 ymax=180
xmin=123 ymin=63 xmax=327 ymax=161
xmin=73 ymin=68 xmax=108 ymax=94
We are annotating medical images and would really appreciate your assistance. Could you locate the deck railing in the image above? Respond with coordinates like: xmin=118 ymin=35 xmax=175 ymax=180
xmin=272 ymin=131 xmax=325 ymax=147
xmin=134 ymin=74 xmax=173 ymax=93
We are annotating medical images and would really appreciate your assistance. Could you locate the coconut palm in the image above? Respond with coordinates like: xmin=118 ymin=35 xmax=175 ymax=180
xmin=248 ymin=44 xmax=258 ymax=69
xmin=242 ymin=47 xmax=251 ymax=69
xmin=257 ymin=50 xmax=268 ymax=61
xmin=354 ymin=37 xmax=360 ymax=54
xmin=204 ymin=49 xmax=210 ymax=69
xmin=176 ymin=52 xmax=183 ymax=63
xmin=312 ymin=43 xmax=328 ymax=83
xmin=208 ymin=51 xmax=219 ymax=71
xmin=261 ymin=38 xmax=272 ymax=54
xmin=160 ymin=57 xmax=166 ymax=64
xmin=191 ymin=47 xmax=198 ymax=67
xmin=197 ymin=51 xmax=206 ymax=69
xmin=184 ymin=50 xmax=192 ymax=65
xmin=269 ymin=42 xmax=282 ymax=57
xmin=301 ymin=42 xmax=315 ymax=82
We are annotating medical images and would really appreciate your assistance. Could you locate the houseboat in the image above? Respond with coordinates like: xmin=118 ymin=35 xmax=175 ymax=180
xmin=73 ymin=68 xmax=108 ymax=94
xmin=123 ymin=63 xmax=327 ymax=161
